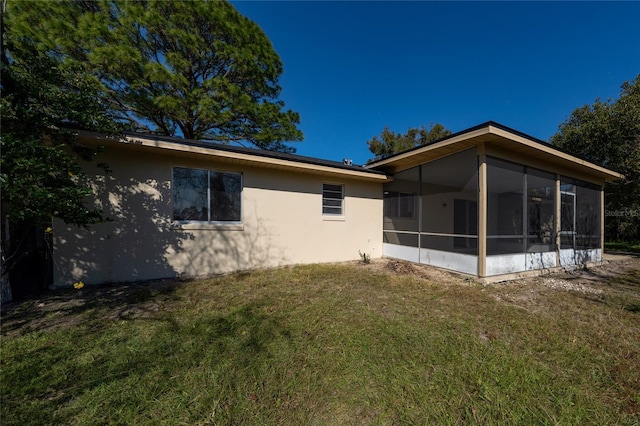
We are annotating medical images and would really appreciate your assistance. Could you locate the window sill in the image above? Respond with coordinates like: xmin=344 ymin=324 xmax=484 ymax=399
xmin=172 ymin=222 xmax=244 ymax=231
xmin=322 ymin=215 xmax=346 ymax=222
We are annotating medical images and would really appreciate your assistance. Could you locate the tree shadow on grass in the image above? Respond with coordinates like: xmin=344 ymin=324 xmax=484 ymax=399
xmin=0 ymin=278 xmax=186 ymax=336
xmin=2 ymin=300 xmax=293 ymax=425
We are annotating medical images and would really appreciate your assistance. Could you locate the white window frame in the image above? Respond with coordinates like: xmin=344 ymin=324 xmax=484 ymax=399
xmin=172 ymin=166 xmax=243 ymax=226
xmin=322 ymin=183 xmax=344 ymax=217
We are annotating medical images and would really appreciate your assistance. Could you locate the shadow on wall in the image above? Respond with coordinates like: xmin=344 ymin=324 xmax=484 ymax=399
xmin=175 ymin=204 xmax=288 ymax=278
xmin=54 ymin=173 xmax=188 ymax=285
xmin=54 ymin=169 xmax=285 ymax=287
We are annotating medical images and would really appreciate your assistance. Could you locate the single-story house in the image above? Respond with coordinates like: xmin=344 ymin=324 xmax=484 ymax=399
xmin=54 ymin=121 xmax=622 ymax=286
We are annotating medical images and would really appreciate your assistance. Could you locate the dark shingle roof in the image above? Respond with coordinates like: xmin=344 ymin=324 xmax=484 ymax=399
xmin=123 ymin=131 xmax=386 ymax=176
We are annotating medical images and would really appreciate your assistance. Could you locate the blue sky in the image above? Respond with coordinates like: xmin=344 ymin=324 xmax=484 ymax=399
xmin=232 ymin=1 xmax=640 ymax=165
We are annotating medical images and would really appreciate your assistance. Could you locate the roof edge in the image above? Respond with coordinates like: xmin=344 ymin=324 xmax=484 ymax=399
xmin=366 ymin=121 xmax=623 ymax=181
xmin=365 ymin=123 xmax=492 ymax=169
xmin=119 ymin=131 xmax=386 ymax=175
xmin=74 ymin=130 xmax=389 ymax=182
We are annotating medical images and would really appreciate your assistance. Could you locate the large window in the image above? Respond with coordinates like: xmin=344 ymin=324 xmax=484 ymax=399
xmin=172 ymin=167 xmax=242 ymax=222
xmin=487 ymin=158 xmax=556 ymax=255
xmin=322 ymin=183 xmax=344 ymax=215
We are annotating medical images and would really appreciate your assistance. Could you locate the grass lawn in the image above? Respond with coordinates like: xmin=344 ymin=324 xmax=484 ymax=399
xmin=606 ymin=241 xmax=640 ymax=254
xmin=2 ymin=259 xmax=640 ymax=425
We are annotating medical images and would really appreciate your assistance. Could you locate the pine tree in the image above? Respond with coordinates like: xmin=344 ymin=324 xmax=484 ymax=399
xmin=7 ymin=0 xmax=302 ymax=152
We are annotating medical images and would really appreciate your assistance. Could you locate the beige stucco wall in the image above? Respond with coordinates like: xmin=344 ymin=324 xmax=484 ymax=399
xmin=53 ymin=145 xmax=383 ymax=286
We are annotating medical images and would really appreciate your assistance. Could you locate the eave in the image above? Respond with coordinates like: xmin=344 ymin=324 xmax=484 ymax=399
xmin=367 ymin=121 xmax=624 ymax=182
xmin=76 ymin=131 xmax=391 ymax=183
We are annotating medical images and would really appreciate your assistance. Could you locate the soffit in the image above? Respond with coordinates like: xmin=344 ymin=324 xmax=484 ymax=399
xmin=367 ymin=124 xmax=623 ymax=182
xmin=367 ymin=127 xmax=490 ymax=173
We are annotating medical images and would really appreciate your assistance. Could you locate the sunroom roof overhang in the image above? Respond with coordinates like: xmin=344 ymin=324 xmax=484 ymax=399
xmin=367 ymin=122 xmax=624 ymax=182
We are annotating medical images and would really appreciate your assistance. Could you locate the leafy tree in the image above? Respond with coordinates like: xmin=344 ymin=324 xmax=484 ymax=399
xmin=551 ymin=75 xmax=640 ymax=241
xmin=1 ymin=2 xmax=125 ymax=300
xmin=367 ymin=123 xmax=452 ymax=162
xmin=9 ymin=0 xmax=302 ymax=152
xmin=1 ymin=0 xmax=302 ymax=299
xmin=1 ymin=46 xmax=122 ymax=226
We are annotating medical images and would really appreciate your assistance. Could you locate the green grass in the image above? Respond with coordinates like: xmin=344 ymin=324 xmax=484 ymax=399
xmin=606 ymin=241 xmax=640 ymax=254
xmin=2 ymin=263 xmax=640 ymax=425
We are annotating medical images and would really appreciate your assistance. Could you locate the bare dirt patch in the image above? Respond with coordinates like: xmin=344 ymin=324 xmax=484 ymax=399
xmin=362 ymin=257 xmax=469 ymax=284
xmin=358 ymin=254 xmax=640 ymax=290
xmin=354 ymin=254 xmax=640 ymax=312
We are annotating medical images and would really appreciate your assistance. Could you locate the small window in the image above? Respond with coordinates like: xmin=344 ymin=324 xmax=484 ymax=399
xmin=173 ymin=167 xmax=242 ymax=223
xmin=384 ymin=191 xmax=415 ymax=218
xmin=322 ymin=183 xmax=344 ymax=215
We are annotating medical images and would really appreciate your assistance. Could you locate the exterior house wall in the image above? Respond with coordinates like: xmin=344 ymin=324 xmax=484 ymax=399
xmin=51 ymin=122 xmax=619 ymax=286
xmin=53 ymin=145 xmax=383 ymax=287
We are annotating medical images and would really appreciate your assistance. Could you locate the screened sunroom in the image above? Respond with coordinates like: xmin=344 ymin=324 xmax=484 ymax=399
xmin=369 ymin=122 xmax=623 ymax=280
